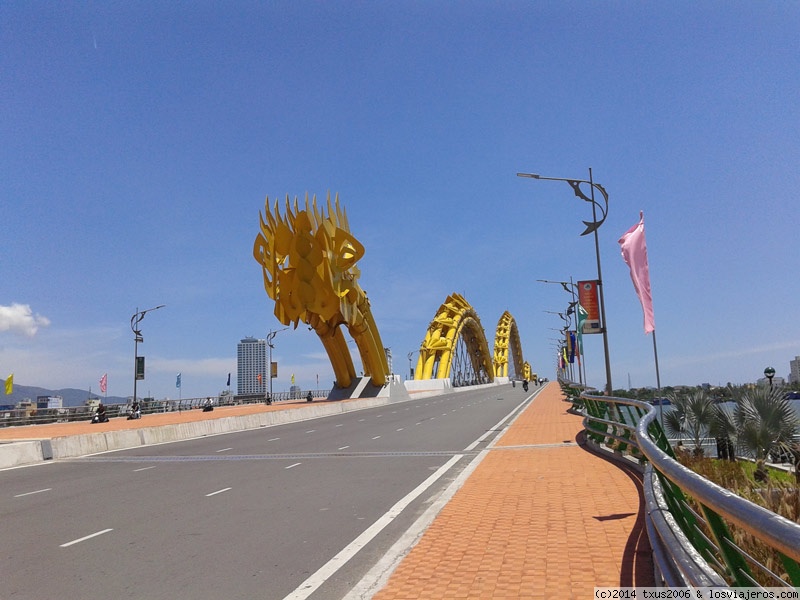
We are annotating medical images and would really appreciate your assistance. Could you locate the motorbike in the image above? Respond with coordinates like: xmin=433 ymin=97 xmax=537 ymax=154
xmin=522 ymin=380 xmax=529 ymax=392
xmin=126 ymin=406 xmax=142 ymax=420
xmin=91 ymin=410 xmax=109 ymax=424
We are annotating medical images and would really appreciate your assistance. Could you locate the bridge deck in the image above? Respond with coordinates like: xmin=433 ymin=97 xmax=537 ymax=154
xmin=0 ymin=383 xmax=654 ymax=597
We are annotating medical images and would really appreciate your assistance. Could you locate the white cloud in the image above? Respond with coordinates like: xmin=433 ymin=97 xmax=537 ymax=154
xmin=0 ymin=303 xmax=51 ymax=337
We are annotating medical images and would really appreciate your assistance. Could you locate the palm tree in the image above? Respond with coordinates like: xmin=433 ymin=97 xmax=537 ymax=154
xmin=732 ymin=385 xmax=797 ymax=463
xmin=664 ymin=390 xmax=717 ymax=456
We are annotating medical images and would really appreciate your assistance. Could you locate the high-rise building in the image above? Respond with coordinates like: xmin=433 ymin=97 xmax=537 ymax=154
xmin=790 ymin=356 xmax=800 ymax=384
xmin=237 ymin=336 xmax=266 ymax=395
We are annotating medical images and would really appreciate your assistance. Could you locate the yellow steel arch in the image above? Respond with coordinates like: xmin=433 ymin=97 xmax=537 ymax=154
xmin=414 ymin=293 xmax=494 ymax=382
xmin=253 ymin=192 xmax=389 ymax=389
xmin=492 ymin=311 xmax=524 ymax=379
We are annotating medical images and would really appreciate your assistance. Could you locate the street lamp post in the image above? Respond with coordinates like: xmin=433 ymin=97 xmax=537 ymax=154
xmin=518 ymin=168 xmax=613 ymax=394
xmin=266 ymin=327 xmax=289 ymax=401
xmin=539 ymin=278 xmax=584 ymax=387
xmin=130 ymin=304 xmax=165 ymax=408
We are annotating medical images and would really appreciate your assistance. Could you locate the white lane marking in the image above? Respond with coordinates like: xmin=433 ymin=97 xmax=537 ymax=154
xmin=338 ymin=446 xmax=350 ymax=450
xmin=348 ymin=392 xmax=535 ymax=599
xmin=206 ymin=488 xmax=232 ymax=497
xmin=335 ymin=424 xmax=344 ymax=427
xmin=60 ymin=528 xmax=113 ymax=548
xmin=306 ymin=430 xmax=316 ymax=434
xmin=133 ymin=466 xmax=156 ymax=472
xmin=14 ymin=488 xmax=51 ymax=498
xmin=371 ymin=436 xmax=381 ymax=440
xmin=216 ymin=447 xmax=233 ymax=453
xmin=285 ymin=462 xmax=302 ymax=470
xmin=284 ymin=454 xmax=463 ymax=600
xmin=463 ymin=396 xmax=532 ymax=452
xmin=268 ymin=437 xmax=280 ymax=441
xmin=396 ymin=428 xmax=404 ymax=432
xmin=358 ymin=419 xmax=365 ymax=422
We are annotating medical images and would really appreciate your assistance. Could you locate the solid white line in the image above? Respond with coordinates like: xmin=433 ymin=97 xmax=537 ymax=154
xmin=285 ymin=462 xmax=302 ymax=469
xmin=14 ymin=488 xmax=51 ymax=497
xmin=284 ymin=454 xmax=463 ymax=600
xmin=216 ymin=447 xmax=233 ymax=453
xmin=133 ymin=466 xmax=156 ymax=472
xmin=60 ymin=528 xmax=113 ymax=547
xmin=205 ymin=487 xmax=232 ymax=497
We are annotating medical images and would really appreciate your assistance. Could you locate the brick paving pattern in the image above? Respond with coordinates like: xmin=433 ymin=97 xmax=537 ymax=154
xmin=372 ymin=383 xmax=654 ymax=599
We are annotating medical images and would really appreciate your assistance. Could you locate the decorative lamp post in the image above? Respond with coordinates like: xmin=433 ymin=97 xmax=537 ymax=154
xmin=267 ymin=327 xmax=289 ymax=401
xmin=130 ymin=305 xmax=165 ymax=408
xmin=538 ymin=278 xmax=584 ymax=386
xmin=764 ymin=366 xmax=776 ymax=390
xmin=518 ymin=169 xmax=613 ymax=394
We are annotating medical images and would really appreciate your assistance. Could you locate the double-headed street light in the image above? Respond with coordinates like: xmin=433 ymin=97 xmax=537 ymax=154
xmin=131 ymin=304 xmax=165 ymax=407
xmin=518 ymin=168 xmax=613 ymax=394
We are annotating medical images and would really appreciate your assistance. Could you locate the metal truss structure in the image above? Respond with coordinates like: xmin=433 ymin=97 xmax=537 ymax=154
xmin=414 ymin=293 xmax=494 ymax=386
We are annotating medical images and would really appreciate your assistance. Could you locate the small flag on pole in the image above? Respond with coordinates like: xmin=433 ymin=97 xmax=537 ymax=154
xmin=176 ymin=373 xmax=182 ymax=388
xmin=99 ymin=373 xmax=107 ymax=394
xmin=4 ymin=374 xmax=13 ymax=395
xmin=291 ymin=374 xmax=295 ymax=385
xmin=226 ymin=373 xmax=231 ymax=387
xmin=618 ymin=211 xmax=656 ymax=334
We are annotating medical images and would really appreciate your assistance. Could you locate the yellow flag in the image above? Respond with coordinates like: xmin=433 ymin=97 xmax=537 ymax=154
xmin=4 ymin=374 xmax=13 ymax=395
xmin=291 ymin=374 xmax=295 ymax=385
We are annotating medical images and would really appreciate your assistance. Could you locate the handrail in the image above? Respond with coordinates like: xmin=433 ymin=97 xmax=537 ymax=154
xmin=571 ymin=387 xmax=800 ymax=588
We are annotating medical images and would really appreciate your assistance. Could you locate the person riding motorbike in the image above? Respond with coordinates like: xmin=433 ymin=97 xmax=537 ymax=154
xmin=92 ymin=402 xmax=108 ymax=423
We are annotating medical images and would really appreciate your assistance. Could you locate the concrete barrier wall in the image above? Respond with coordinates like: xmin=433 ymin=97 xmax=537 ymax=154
xmin=42 ymin=395 xmax=397 ymax=463
xmin=1 ymin=380 xmax=464 ymax=468
xmin=0 ymin=441 xmax=45 ymax=469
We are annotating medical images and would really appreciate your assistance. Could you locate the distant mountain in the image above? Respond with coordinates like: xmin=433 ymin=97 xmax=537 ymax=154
xmin=1 ymin=384 xmax=128 ymax=407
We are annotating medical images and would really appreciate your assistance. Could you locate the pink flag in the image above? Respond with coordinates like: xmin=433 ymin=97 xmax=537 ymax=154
xmin=99 ymin=373 xmax=107 ymax=394
xmin=618 ymin=211 xmax=655 ymax=334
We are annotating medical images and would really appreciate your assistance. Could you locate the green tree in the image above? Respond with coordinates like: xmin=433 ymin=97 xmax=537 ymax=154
xmin=664 ymin=390 xmax=717 ymax=456
xmin=731 ymin=385 xmax=797 ymax=463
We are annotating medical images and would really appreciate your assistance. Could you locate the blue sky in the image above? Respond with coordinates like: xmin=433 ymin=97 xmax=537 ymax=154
xmin=2 ymin=2 xmax=799 ymax=400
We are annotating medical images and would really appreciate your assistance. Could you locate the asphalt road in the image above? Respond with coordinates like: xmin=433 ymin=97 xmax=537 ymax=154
xmin=0 ymin=384 xmax=540 ymax=600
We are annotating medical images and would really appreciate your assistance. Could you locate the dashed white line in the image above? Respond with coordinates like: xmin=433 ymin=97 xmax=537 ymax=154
xmin=133 ymin=466 xmax=156 ymax=472
xmin=396 ymin=428 xmax=404 ymax=432
xmin=60 ymin=528 xmax=113 ymax=547
xmin=372 ymin=436 xmax=381 ymax=440
xmin=306 ymin=430 xmax=316 ymax=434
xmin=285 ymin=462 xmax=302 ymax=470
xmin=216 ymin=447 xmax=233 ymax=453
xmin=14 ymin=488 xmax=51 ymax=498
xmin=338 ymin=446 xmax=350 ymax=450
xmin=268 ymin=437 xmax=280 ymax=442
xmin=206 ymin=488 xmax=232 ymax=497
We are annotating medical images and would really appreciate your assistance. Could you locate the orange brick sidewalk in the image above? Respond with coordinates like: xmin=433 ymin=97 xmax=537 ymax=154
xmin=372 ymin=382 xmax=654 ymax=599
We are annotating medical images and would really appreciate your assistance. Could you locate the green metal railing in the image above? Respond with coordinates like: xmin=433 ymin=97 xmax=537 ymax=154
xmin=561 ymin=382 xmax=800 ymax=589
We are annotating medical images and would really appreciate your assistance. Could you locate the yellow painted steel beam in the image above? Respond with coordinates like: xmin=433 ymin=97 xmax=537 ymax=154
xmin=253 ymin=193 xmax=389 ymax=389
